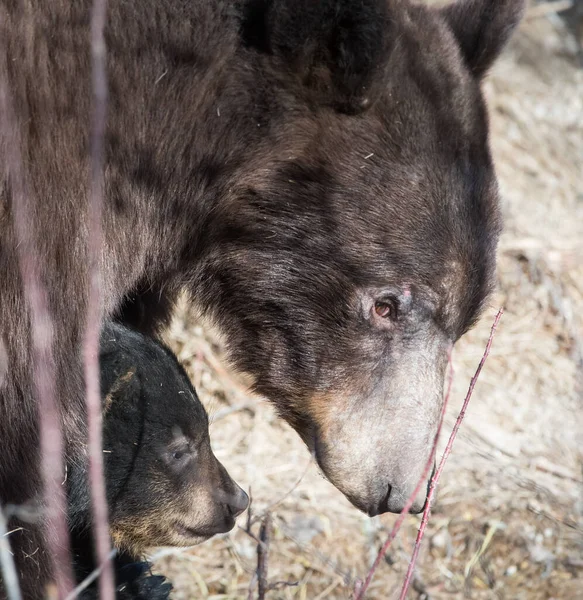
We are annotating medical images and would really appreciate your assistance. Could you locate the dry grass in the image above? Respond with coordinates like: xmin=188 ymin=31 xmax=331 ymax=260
xmin=152 ymin=11 xmax=583 ymax=600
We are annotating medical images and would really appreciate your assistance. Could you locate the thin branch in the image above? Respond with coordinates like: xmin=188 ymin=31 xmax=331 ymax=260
xmin=246 ymin=488 xmax=253 ymax=533
xmin=0 ymin=504 xmax=22 ymax=600
xmin=247 ymin=572 xmax=258 ymax=600
xmin=397 ymin=309 xmax=503 ymax=600
xmin=84 ymin=0 xmax=115 ymax=597
xmin=243 ymin=504 xmax=299 ymax=599
xmin=354 ymin=348 xmax=455 ymax=600
xmin=0 ymin=45 xmax=74 ymax=596
xmin=241 ymin=529 xmax=264 ymax=547
xmin=241 ymin=495 xmax=268 ymax=547
xmin=267 ymin=580 xmax=299 ymax=591
xmin=256 ymin=514 xmax=271 ymax=600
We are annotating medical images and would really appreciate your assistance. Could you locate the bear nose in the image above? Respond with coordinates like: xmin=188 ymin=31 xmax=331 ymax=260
xmin=367 ymin=463 xmax=435 ymax=517
xmin=366 ymin=484 xmax=392 ymax=517
xmin=227 ymin=486 xmax=249 ymax=518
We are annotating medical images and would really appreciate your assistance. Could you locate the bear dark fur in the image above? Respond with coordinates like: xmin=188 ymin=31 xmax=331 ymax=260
xmin=72 ymin=553 xmax=171 ymax=600
xmin=68 ymin=322 xmax=248 ymax=599
xmin=0 ymin=0 xmax=524 ymax=595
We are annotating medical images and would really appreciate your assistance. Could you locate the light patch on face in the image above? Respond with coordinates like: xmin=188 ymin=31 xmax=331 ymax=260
xmin=301 ymin=328 xmax=448 ymax=514
xmin=306 ymin=390 xmax=384 ymax=502
xmin=111 ymin=510 xmax=213 ymax=555
xmin=306 ymin=391 xmax=353 ymax=442
xmin=109 ymin=464 xmax=237 ymax=555
xmin=110 ymin=481 xmax=221 ymax=554
xmin=170 ymin=425 xmax=185 ymax=439
xmin=103 ymin=368 xmax=136 ymax=414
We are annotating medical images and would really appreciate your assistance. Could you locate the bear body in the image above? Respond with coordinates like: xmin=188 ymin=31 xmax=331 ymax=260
xmin=67 ymin=323 xmax=248 ymax=600
xmin=68 ymin=322 xmax=248 ymax=599
xmin=0 ymin=0 xmax=524 ymax=595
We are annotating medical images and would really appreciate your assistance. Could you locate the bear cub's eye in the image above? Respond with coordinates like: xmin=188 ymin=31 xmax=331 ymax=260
xmin=165 ymin=434 xmax=194 ymax=467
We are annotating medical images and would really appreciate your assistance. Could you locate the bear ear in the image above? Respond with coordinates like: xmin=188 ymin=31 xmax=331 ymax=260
xmin=439 ymin=0 xmax=525 ymax=79
xmin=241 ymin=0 xmax=394 ymax=114
xmin=102 ymin=368 xmax=139 ymax=415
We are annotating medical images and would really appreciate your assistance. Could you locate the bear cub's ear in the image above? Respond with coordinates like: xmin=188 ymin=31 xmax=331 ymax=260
xmin=99 ymin=323 xmax=143 ymax=414
xmin=102 ymin=368 xmax=139 ymax=416
xmin=439 ymin=0 xmax=525 ymax=78
xmin=240 ymin=0 xmax=394 ymax=114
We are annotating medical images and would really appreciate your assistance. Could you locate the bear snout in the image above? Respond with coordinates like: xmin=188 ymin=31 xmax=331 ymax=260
xmin=226 ymin=485 xmax=249 ymax=518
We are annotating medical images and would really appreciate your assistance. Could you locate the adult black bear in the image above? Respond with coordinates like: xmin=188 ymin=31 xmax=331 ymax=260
xmin=68 ymin=322 xmax=248 ymax=599
xmin=0 ymin=0 xmax=524 ymax=596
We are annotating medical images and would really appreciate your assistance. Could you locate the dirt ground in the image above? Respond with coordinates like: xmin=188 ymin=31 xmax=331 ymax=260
xmin=152 ymin=7 xmax=583 ymax=600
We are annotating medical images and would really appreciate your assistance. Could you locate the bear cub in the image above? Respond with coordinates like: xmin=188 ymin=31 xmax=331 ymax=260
xmin=67 ymin=322 xmax=249 ymax=599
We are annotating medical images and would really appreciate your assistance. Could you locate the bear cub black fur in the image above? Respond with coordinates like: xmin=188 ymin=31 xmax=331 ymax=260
xmin=67 ymin=322 xmax=249 ymax=599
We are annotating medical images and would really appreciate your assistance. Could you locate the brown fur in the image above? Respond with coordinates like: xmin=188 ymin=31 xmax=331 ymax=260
xmin=0 ymin=0 xmax=524 ymax=595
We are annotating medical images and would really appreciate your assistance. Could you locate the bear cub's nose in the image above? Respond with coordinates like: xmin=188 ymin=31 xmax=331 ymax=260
xmin=227 ymin=486 xmax=249 ymax=518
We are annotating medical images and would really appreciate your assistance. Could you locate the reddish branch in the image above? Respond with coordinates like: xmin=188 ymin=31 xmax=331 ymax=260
xmin=84 ymin=0 xmax=115 ymax=598
xmin=398 ymin=309 xmax=503 ymax=600
xmin=0 ymin=50 xmax=74 ymax=596
xmin=354 ymin=350 xmax=455 ymax=600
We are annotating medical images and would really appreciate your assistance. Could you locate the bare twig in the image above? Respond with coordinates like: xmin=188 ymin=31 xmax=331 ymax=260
xmin=397 ymin=309 xmax=503 ymax=600
xmin=84 ymin=0 xmax=115 ymax=598
xmin=354 ymin=349 xmax=455 ymax=600
xmin=247 ymin=572 xmax=258 ymax=600
xmin=533 ymin=458 xmax=583 ymax=484
xmin=241 ymin=493 xmax=266 ymax=548
xmin=267 ymin=580 xmax=299 ymax=591
xmin=0 ymin=504 xmax=22 ymax=600
xmin=243 ymin=501 xmax=299 ymax=599
xmin=0 ymin=44 xmax=74 ymax=596
xmin=256 ymin=514 xmax=271 ymax=600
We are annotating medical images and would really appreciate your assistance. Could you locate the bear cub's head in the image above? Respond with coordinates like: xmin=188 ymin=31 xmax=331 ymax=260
xmin=69 ymin=322 xmax=248 ymax=555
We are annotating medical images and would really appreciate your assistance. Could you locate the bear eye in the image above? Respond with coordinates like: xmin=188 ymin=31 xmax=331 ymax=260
xmin=166 ymin=437 xmax=193 ymax=466
xmin=374 ymin=301 xmax=393 ymax=319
